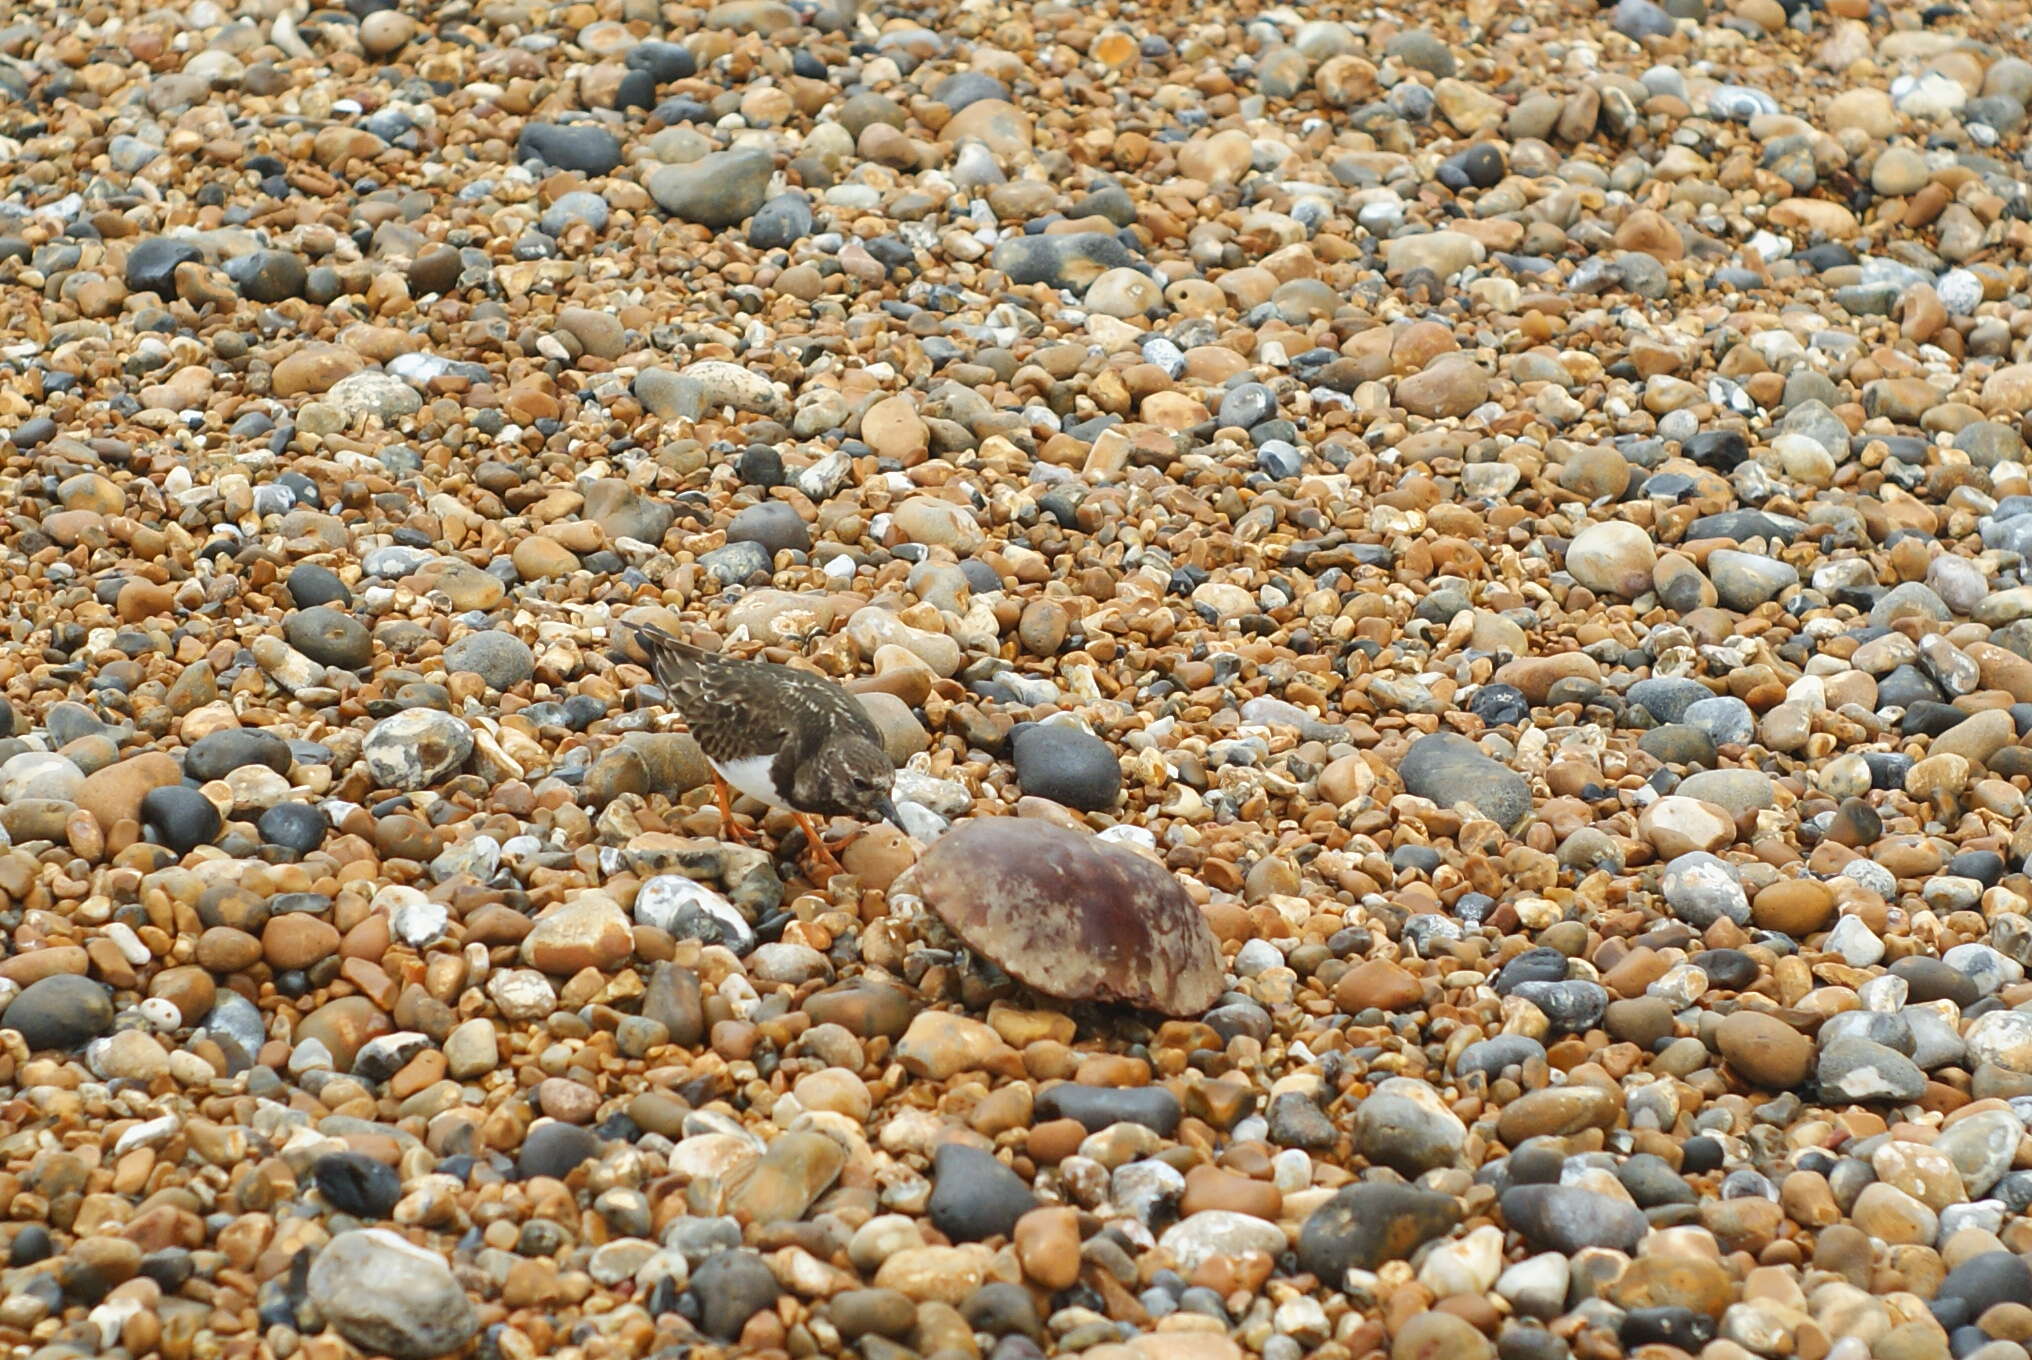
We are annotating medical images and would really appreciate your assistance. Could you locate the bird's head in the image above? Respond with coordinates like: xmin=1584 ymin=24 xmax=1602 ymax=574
xmin=799 ymin=735 xmax=905 ymax=829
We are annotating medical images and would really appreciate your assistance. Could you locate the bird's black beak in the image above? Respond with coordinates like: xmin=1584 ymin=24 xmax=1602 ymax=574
xmin=876 ymin=796 xmax=906 ymax=831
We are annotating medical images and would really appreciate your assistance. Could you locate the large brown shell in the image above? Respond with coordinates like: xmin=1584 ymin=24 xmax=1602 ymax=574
xmin=907 ymin=819 xmax=1225 ymax=1017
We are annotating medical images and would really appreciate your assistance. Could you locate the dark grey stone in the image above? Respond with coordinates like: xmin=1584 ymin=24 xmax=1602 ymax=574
xmin=142 ymin=785 xmax=222 ymax=854
xmin=186 ymin=728 xmax=293 ymax=781
xmin=2 ymin=975 xmax=114 ymax=1051
xmin=1611 ymin=0 xmax=1676 ymax=38
xmin=314 ymin=1152 xmax=402 ymax=1219
xmin=286 ymin=564 xmax=352 ymax=609
xmin=1509 ymin=980 xmax=1608 ymax=1033
xmin=1296 ymin=1184 xmax=1462 ymax=1279
xmin=689 ymin=1250 xmax=780 ymax=1340
xmin=1399 ymin=733 xmax=1530 ymax=830
xmin=285 ymin=606 xmax=373 ymax=670
xmin=228 ymin=250 xmax=308 ymax=302
xmin=1817 ymin=1036 xmax=1925 ymax=1103
xmin=1034 ymin=1084 xmax=1180 ymax=1135
xmin=517 ymin=1122 xmax=601 ymax=1180
xmin=1501 ymin=1183 xmax=1646 ymax=1254
xmin=259 ymin=802 xmax=327 ymax=854
xmin=1267 ymin=1091 xmax=1337 ymax=1149
xmin=517 ymin=123 xmax=622 ymax=175
xmin=927 ymin=1144 xmax=1037 ymax=1242
xmin=989 ymin=233 xmax=1139 ymax=290
xmin=1627 ymin=678 xmax=1718 ymax=725
xmin=125 ymin=237 xmax=203 ymax=297
xmin=726 ymin=501 xmax=812 ymax=556
xmin=747 ymin=193 xmax=815 ymax=249
xmin=1011 ymin=723 xmax=1121 ymax=811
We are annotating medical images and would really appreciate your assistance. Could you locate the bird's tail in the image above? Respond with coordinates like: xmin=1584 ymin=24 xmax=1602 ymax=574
xmin=627 ymin=621 xmax=710 ymax=685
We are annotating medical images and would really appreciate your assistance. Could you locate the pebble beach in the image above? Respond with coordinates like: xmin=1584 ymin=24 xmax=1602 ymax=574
xmin=2 ymin=0 xmax=2032 ymax=1358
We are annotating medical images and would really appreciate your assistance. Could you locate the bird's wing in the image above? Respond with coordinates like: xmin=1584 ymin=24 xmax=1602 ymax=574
xmin=631 ymin=621 xmax=886 ymax=761
xmin=773 ymin=664 xmax=889 ymax=756
xmin=631 ymin=623 xmax=789 ymax=760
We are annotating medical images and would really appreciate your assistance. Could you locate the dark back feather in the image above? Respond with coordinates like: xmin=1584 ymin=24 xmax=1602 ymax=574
xmin=629 ymin=622 xmax=885 ymax=764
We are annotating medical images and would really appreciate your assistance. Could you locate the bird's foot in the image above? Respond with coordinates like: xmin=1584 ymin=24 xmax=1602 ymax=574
xmin=712 ymin=773 xmax=754 ymax=844
xmin=792 ymin=811 xmax=847 ymax=880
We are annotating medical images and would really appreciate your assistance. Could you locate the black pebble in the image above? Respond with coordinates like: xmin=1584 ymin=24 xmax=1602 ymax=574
xmin=1390 ymin=844 xmax=1443 ymax=875
xmin=138 ymin=1248 xmax=194 ymax=1292
xmin=959 ymin=558 xmax=1003 ymax=594
xmin=1900 ymin=700 xmax=1966 ymax=738
xmin=593 ymin=1112 xmax=640 ymax=1143
xmin=1796 ymin=243 xmax=1855 ymax=272
xmin=518 ymin=1122 xmax=602 ymax=1180
xmin=1862 ymin=751 xmax=1913 ymax=790
xmin=1621 ymin=1309 xmax=1714 ymax=1350
xmin=141 ymin=785 xmax=222 ymax=854
xmin=963 ymin=1282 xmax=1043 ymax=1339
xmin=314 ymin=1152 xmax=402 ymax=1219
xmin=626 ymin=40 xmax=697 ymax=83
xmin=286 ymin=564 xmax=353 ymax=609
xmin=1468 ymin=683 xmax=1530 ymax=727
xmin=1494 ymin=946 xmax=1569 ymax=994
xmin=1682 ymin=430 xmax=1748 ymax=470
xmin=926 ymin=1144 xmax=1038 ymax=1242
xmin=1506 ymin=1142 xmax=1568 ymax=1185
xmin=124 ymin=236 xmax=203 ymax=297
xmin=1692 ymin=948 xmax=1756 ymax=991
xmin=1498 ymin=1324 xmax=1570 ymax=1360
xmin=645 ymin=1274 xmax=683 ymax=1317
xmin=9 ymin=1225 xmax=53 ymax=1266
xmin=736 ymin=444 xmax=785 ymax=486
xmin=612 ymin=69 xmax=656 ymax=111
xmin=1679 ymin=1136 xmax=1724 ymax=1174
xmin=1949 ymin=1325 xmax=1992 ymax=1360
xmin=1946 ymin=849 xmax=2003 ymax=886
xmin=1935 ymin=1251 xmax=2032 ymax=1321
xmin=259 ymin=802 xmax=328 ymax=854
xmin=688 ymin=1250 xmax=780 ymax=1340
xmin=1035 ymin=1084 xmax=1182 ymax=1135
xmin=1461 ymin=142 xmax=1505 ymax=188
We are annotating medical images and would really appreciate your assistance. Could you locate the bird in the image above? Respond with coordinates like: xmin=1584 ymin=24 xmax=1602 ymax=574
xmin=629 ymin=622 xmax=903 ymax=878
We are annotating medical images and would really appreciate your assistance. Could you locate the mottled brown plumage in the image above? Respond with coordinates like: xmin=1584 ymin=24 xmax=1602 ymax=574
xmin=630 ymin=623 xmax=901 ymax=846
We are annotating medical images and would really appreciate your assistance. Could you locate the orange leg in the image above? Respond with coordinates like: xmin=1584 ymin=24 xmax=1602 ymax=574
xmin=712 ymin=772 xmax=753 ymax=844
xmin=793 ymin=811 xmax=846 ymax=879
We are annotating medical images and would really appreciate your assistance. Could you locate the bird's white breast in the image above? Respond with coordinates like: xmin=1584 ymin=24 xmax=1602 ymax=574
xmin=713 ymin=755 xmax=788 ymax=809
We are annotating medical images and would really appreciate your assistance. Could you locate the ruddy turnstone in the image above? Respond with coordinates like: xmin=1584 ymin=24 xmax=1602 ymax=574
xmin=630 ymin=622 xmax=902 ymax=876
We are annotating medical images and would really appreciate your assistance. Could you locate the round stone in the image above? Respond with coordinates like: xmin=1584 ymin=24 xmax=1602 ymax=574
xmin=286 ymin=564 xmax=353 ymax=609
xmin=259 ymin=802 xmax=328 ymax=854
xmin=518 ymin=1122 xmax=602 ymax=1180
xmin=725 ymin=502 xmax=812 ymax=556
xmin=2 ymin=975 xmax=114 ymax=1051
xmin=1010 ymin=723 xmax=1122 ymax=810
xmin=284 ymin=606 xmax=373 ymax=670
xmin=141 ymin=785 xmax=222 ymax=854
xmin=441 ymin=632 xmax=536 ymax=691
